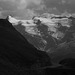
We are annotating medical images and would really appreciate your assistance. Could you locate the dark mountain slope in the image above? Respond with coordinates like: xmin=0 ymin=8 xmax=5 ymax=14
xmin=0 ymin=19 xmax=52 ymax=75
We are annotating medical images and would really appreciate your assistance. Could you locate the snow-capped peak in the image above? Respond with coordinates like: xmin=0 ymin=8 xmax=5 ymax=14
xmin=7 ymin=15 xmax=36 ymax=26
xmin=7 ymin=14 xmax=72 ymax=40
xmin=7 ymin=14 xmax=71 ymax=27
xmin=7 ymin=15 xmax=21 ymax=25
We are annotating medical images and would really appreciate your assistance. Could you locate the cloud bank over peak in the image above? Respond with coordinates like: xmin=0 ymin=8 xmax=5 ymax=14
xmin=0 ymin=0 xmax=44 ymax=19
xmin=0 ymin=0 xmax=75 ymax=20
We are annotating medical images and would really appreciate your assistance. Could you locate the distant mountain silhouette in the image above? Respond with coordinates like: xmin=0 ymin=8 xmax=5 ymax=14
xmin=0 ymin=18 xmax=52 ymax=75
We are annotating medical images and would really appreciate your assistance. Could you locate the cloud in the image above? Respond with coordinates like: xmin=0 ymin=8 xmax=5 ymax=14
xmin=0 ymin=0 xmax=75 ymax=19
xmin=0 ymin=11 xmax=2 ymax=18
xmin=59 ymin=0 xmax=66 ymax=4
xmin=0 ymin=0 xmax=43 ymax=19
xmin=43 ymin=0 xmax=75 ymax=13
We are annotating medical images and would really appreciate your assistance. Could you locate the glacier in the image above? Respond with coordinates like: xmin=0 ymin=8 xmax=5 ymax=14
xmin=7 ymin=14 xmax=71 ymax=40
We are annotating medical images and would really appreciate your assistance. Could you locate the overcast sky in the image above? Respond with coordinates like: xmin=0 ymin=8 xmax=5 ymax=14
xmin=0 ymin=0 xmax=75 ymax=19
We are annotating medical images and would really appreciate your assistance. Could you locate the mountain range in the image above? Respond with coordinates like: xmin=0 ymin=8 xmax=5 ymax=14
xmin=0 ymin=15 xmax=75 ymax=75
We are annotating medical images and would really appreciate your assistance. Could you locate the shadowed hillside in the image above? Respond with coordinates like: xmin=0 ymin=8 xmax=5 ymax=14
xmin=1 ymin=17 xmax=75 ymax=75
xmin=0 ymin=19 xmax=52 ymax=75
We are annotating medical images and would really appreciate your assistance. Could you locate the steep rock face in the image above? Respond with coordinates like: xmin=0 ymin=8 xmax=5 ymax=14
xmin=7 ymin=15 xmax=72 ymax=52
xmin=0 ymin=19 xmax=52 ymax=74
xmin=7 ymin=15 xmax=75 ymax=63
xmin=2 ymin=15 xmax=75 ymax=75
